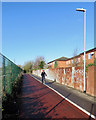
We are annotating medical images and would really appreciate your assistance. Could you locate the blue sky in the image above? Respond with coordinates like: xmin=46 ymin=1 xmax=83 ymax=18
xmin=2 ymin=2 xmax=94 ymax=65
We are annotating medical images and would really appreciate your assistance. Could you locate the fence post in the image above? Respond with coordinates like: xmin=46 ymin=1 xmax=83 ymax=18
xmin=10 ymin=62 xmax=12 ymax=86
xmin=3 ymin=56 xmax=5 ymax=91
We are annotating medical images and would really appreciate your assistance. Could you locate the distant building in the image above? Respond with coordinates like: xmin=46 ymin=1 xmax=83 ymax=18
xmin=48 ymin=57 xmax=68 ymax=68
xmin=48 ymin=48 xmax=96 ymax=68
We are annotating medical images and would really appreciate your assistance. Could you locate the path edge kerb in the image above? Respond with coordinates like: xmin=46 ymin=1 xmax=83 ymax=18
xmin=29 ymin=74 xmax=96 ymax=120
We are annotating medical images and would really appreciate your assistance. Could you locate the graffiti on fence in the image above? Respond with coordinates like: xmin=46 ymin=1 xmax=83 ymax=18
xmin=74 ymin=67 xmax=84 ymax=91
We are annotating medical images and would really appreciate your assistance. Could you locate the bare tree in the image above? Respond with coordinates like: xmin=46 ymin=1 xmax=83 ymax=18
xmin=23 ymin=56 xmax=46 ymax=71
xmin=72 ymin=48 xmax=79 ymax=67
xmin=33 ymin=56 xmax=46 ymax=70
xmin=73 ymin=48 xmax=78 ymax=57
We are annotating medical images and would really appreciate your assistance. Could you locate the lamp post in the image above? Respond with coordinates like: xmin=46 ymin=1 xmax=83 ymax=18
xmin=76 ymin=8 xmax=86 ymax=92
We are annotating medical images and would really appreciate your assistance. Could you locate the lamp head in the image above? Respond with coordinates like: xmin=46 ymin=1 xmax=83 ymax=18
xmin=76 ymin=8 xmax=86 ymax=12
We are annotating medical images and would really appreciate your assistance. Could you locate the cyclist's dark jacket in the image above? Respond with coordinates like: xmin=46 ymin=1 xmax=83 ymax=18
xmin=41 ymin=72 xmax=46 ymax=78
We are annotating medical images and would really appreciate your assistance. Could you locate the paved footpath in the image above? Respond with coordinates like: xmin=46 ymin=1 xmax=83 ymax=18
xmin=19 ymin=74 xmax=95 ymax=120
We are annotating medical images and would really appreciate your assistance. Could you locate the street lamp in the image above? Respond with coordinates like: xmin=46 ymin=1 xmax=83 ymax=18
xmin=76 ymin=8 xmax=86 ymax=93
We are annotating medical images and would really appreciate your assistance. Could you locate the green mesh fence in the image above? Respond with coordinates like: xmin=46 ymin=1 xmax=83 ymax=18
xmin=0 ymin=53 xmax=23 ymax=99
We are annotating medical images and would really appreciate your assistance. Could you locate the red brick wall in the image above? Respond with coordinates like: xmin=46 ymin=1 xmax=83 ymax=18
xmin=85 ymin=54 xmax=94 ymax=65
xmin=94 ymin=66 xmax=96 ymax=96
xmin=58 ymin=61 xmax=67 ymax=68
xmin=33 ymin=65 xmax=96 ymax=96
xmin=53 ymin=67 xmax=84 ymax=91
xmin=65 ymin=67 xmax=72 ymax=87
xmin=74 ymin=67 xmax=84 ymax=91
xmin=49 ymin=66 xmax=95 ymax=96
xmin=48 ymin=51 xmax=95 ymax=68
xmin=86 ymin=66 xmax=96 ymax=96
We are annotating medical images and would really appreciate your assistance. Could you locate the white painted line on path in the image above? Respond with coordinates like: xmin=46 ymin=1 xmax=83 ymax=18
xmin=31 ymin=74 xmax=96 ymax=120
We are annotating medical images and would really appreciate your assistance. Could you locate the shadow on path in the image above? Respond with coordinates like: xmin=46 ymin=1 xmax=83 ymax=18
xmin=19 ymin=74 xmax=92 ymax=120
xmin=45 ymin=93 xmax=72 ymax=116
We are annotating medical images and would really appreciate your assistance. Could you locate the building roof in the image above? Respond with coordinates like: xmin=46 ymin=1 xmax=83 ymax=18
xmin=67 ymin=47 xmax=96 ymax=60
xmin=48 ymin=47 xmax=96 ymax=64
xmin=48 ymin=57 xmax=68 ymax=64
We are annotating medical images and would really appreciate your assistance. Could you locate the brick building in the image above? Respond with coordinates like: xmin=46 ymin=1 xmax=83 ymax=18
xmin=48 ymin=57 xmax=68 ymax=68
xmin=48 ymin=48 xmax=96 ymax=68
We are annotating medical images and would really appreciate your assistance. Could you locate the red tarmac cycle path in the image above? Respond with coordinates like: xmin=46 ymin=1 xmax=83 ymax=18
xmin=19 ymin=74 xmax=93 ymax=119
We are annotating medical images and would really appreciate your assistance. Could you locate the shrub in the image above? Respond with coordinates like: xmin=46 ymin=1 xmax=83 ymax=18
xmin=93 ymin=59 xmax=96 ymax=66
xmin=54 ymin=61 xmax=58 ymax=68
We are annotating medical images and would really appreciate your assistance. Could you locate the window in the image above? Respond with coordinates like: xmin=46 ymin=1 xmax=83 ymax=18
xmin=95 ymin=52 xmax=96 ymax=58
xmin=72 ymin=60 xmax=73 ymax=63
xmin=78 ymin=58 xmax=80 ymax=62
xmin=83 ymin=55 xmax=86 ymax=60
xmin=49 ymin=63 xmax=52 ymax=65
xmin=69 ymin=60 xmax=70 ymax=64
xmin=66 ymin=61 xmax=69 ymax=64
xmin=53 ymin=62 xmax=55 ymax=65
xmin=91 ymin=52 xmax=94 ymax=55
xmin=88 ymin=53 xmax=91 ymax=59
xmin=75 ymin=58 xmax=77 ymax=62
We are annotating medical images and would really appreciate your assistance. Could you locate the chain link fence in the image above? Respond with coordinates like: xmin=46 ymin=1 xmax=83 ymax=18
xmin=0 ymin=53 xmax=23 ymax=100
